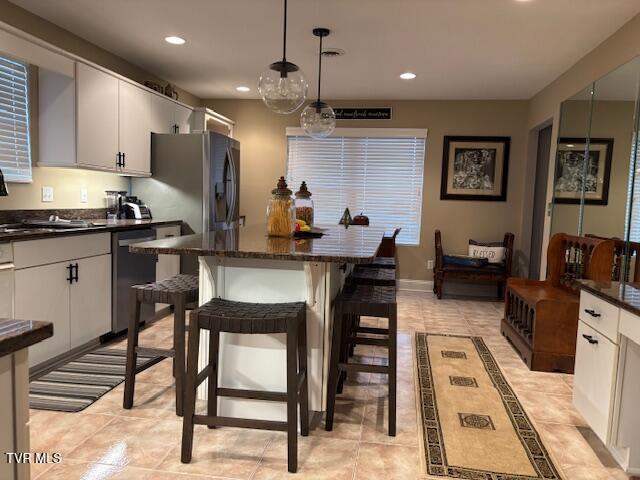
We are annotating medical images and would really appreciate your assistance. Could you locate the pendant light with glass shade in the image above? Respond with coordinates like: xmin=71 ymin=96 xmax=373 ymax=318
xmin=258 ymin=0 xmax=307 ymax=114
xmin=300 ymin=28 xmax=336 ymax=138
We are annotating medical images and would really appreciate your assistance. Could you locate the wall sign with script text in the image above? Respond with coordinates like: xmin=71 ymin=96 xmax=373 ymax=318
xmin=334 ymin=108 xmax=392 ymax=120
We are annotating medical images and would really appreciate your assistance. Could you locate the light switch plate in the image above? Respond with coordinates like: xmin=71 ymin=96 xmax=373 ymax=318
xmin=80 ymin=188 xmax=88 ymax=203
xmin=41 ymin=186 xmax=54 ymax=203
xmin=427 ymin=260 xmax=434 ymax=270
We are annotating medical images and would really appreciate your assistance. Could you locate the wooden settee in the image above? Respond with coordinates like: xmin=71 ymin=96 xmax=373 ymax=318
xmin=434 ymin=230 xmax=515 ymax=299
xmin=502 ymin=233 xmax=614 ymax=373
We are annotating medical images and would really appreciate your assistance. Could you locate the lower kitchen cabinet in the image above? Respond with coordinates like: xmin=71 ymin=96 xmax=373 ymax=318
xmin=15 ymin=254 xmax=112 ymax=367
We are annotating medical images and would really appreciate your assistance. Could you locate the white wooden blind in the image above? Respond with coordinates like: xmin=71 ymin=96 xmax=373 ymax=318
xmin=0 ymin=55 xmax=32 ymax=183
xmin=286 ymin=128 xmax=426 ymax=245
xmin=625 ymin=131 xmax=640 ymax=242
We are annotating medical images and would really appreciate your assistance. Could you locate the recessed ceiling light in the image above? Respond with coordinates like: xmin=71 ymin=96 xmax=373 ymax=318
xmin=400 ymin=72 xmax=416 ymax=80
xmin=566 ymin=144 xmax=575 ymax=148
xmin=164 ymin=36 xmax=186 ymax=45
xmin=236 ymin=86 xmax=251 ymax=92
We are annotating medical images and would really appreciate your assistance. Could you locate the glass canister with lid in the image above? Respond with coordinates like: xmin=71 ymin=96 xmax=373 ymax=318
xmin=294 ymin=181 xmax=314 ymax=227
xmin=266 ymin=176 xmax=296 ymax=237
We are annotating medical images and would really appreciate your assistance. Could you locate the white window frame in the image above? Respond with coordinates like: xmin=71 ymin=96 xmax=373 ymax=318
xmin=286 ymin=127 xmax=427 ymax=246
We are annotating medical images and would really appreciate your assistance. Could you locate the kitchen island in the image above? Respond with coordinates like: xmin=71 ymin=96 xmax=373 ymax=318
xmin=130 ymin=224 xmax=386 ymax=421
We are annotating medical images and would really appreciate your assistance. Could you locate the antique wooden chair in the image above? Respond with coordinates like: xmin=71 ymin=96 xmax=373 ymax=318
xmin=433 ymin=230 xmax=514 ymax=299
xmin=502 ymin=233 xmax=615 ymax=373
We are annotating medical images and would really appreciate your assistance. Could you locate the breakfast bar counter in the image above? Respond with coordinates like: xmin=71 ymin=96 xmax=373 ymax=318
xmin=131 ymin=224 xmax=386 ymax=420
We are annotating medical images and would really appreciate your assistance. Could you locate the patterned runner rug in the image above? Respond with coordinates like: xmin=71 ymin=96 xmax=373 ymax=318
xmin=29 ymin=348 xmax=162 ymax=413
xmin=415 ymin=333 xmax=561 ymax=479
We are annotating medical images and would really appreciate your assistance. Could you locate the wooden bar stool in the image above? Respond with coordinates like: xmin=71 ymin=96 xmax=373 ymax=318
xmin=123 ymin=274 xmax=199 ymax=416
xmin=181 ymin=298 xmax=309 ymax=473
xmin=326 ymin=285 xmax=397 ymax=436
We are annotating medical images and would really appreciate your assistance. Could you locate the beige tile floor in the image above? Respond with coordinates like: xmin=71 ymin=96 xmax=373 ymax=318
xmin=29 ymin=291 xmax=635 ymax=480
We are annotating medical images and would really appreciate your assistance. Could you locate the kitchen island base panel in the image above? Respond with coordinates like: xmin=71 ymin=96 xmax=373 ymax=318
xmin=196 ymin=257 xmax=344 ymax=421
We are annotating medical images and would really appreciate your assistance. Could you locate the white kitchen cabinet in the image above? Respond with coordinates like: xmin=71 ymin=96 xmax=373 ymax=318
xmin=573 ymin=320 xmax=619 ymax=444
xmin=76 ymin=62 xmax=120 ymax=170
xmin=151 ymin=93 xmax=176 ymax=134
xmin=69 ymin=255 xmax=112 ymax=348
xmin=119 ymin=80 xmax=151 ymax=174
xmin=155 ymin=225 xmax=181 ymax=311
xmin=175 ymin=103 xmax=193 ymax=133
xmin=15 ymin=261 xmax=71 ymax=367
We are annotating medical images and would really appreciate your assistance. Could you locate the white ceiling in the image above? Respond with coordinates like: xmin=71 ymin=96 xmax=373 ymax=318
xmin=9 ymin=0 xmax=640 ymax=100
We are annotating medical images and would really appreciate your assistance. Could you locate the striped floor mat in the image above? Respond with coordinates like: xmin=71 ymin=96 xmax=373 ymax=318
xmin=29 ymin=348 xmax=162 ymax=413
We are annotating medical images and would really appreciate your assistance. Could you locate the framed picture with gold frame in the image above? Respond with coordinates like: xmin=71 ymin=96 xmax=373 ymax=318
xmin=440 ymin=136 xmax=510 ymax=201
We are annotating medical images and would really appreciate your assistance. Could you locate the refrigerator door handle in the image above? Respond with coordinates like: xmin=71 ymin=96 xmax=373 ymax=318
xmin=225 ymin=146 xmax=238 ymax=225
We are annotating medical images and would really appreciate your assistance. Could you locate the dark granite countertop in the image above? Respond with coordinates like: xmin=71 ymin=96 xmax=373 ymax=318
xmin=579 ymin=280 xmax=640 ymax=316
xmin=0 ymin=319 xmax=53 ymax=358
xmin=129 ymin=224 xmax=386 ymax=263
xmin=0 ymin=219 xmax=183 ymax=243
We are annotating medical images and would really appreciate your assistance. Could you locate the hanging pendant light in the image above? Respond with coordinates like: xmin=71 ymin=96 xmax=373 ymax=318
xmin=258 ymin=0 xmax=307 ymax=114
xmin=300 ymin=28 xmax=336 ymax=138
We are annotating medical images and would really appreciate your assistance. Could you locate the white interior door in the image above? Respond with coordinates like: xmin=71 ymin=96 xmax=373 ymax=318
xmin=76 ymin=62 xmax=119 ymax=170
xmin=119 ymin=80 xmax=151 ymax=174
xmin=69 ymin=255 xmax=112 ymax=348
xmin=15 ymin=262 xmax=70 ymax=367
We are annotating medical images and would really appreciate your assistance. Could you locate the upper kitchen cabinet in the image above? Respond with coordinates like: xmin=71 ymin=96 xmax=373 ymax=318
xmin=118 ymin=80 xmax=151 ymax=174
xmin=76 ymin=62 xmax=120 ymax=171
xmin=151 ymin=94 xmax=193 ymax=134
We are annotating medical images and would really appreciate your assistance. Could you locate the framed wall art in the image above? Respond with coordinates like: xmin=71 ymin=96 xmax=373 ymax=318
xmin=440 ymin=136 xmax=510 ymax=201
xmin=554 ymin=137 xmax=613 ymax=205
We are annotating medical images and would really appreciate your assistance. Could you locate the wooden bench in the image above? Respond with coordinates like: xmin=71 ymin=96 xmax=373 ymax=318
xmin=433 ymin=230 xmax=514 ymax=299
xmin=502 ymin=233 xmax=614 ymax=373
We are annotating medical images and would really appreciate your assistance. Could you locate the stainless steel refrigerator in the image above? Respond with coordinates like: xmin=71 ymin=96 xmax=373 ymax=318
xmin=131 ymin=131 xmax=240 ymax=273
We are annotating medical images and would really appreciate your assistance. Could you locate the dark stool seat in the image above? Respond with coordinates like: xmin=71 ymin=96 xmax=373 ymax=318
xmin=124 ymin=274 xmax=198 ymax=416
xmin=350 ymin=266 xmax=396 ymax=286
xmin=182 ymin=298 xmax=309 ymax=473
xmin=326 ymin=285 xmax=397 ymax=436
xmin=358 ymin=256 xmax=396 ymax=269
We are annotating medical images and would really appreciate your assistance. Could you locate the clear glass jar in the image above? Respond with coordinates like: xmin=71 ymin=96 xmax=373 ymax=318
xmin=266 ymin=176 xmax=295 ymax=237
xmin=294 ymin=181 xmax=314 ymax=227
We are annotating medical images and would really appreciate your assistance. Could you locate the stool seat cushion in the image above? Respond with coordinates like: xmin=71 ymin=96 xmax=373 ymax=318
xmin=192 ymin=298 xmax=306 ymax=334
xmin=338 ymin=285 xmax=396 ymax=317
xmin=359 ymin=256 xmax=396 ymax=269
xmin=351 ymin=266 xmax=396 ymax=286
xmin=132 ymin=274 xmax=199 ymax=304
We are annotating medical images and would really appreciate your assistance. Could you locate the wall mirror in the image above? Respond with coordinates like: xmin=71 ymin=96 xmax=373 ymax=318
xmin=551 ymin=56 xmax=640 ymax=283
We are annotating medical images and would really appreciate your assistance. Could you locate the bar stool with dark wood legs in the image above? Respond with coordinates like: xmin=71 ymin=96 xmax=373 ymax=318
xmin=123 ymin=274 xmax=199 ymax=416
xmin=181 ymin=298 xmax=309 ymax=473
xmin=326 ymin=284 xmax=397 ymax=436
xmin=350 ymin=265 xmax=396 ymax=286
xmin=357 ymin=256 xmax=396 ymax=269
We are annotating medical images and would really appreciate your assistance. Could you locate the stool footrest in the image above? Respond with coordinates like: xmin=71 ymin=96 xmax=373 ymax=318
xmin=338 ymin=363 xmax=388 ymax=374
xmin=136 ymin=346 xmax=174 ymax=359
xmin=133 ymin=355 xmax=165 ymax=375
xmin=355 ymin=326 xmax=389 ymax=335
xmin=346 ymin=336 xmax=388 ymax=347
xmin=193 ymin=415 xmax=288 ymax=432
xmin=217 ymin=388 xmax=287 ymax=402
xmin=196 ymin=365 xmax=214 ymax=387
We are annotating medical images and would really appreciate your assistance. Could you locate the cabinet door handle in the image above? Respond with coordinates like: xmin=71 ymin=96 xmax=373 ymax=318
xmin=66 ymin=264 xmax=74 ymax=284
xmin=584 ymin=309 xmax=601 ymax=318
xmin=582 ymin=334 xmax=599 ymax=345
xmin=116 ymin=152 xmax=122 ymax=167
xmin=122 ymin=152 xmax=126 ymax=169
xmin=73 ymin=263 xmax=79 ymax=283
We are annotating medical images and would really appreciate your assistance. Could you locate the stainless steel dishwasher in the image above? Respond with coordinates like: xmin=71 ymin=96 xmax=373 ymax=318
xmin=112 ymin=229 xmax=157 ymax=334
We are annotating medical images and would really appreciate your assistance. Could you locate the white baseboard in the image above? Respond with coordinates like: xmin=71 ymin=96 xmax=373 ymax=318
xmin=398 ymin=279 xmax=433 ymax=292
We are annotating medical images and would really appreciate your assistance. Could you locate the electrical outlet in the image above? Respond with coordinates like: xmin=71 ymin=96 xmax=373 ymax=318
xmin=80 ymin=188 xmax=88 ymax=203
xmin=41 ymin=186 xmax=54 ymax=203
xmin=427 ymin=259 xmax=434 ymax=270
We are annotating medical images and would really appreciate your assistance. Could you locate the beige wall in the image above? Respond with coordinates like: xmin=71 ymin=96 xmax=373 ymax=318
xmin=0 ymin=0 xmax=201 ymax=212
xmin=551 ymin=100 xmax=635 ymax=240
xmin=203 ymin=99 xmax=529 ymax=281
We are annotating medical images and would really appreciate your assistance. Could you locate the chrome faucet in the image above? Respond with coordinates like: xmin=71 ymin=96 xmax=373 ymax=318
xmin=0 ymin=168 xmax=7 ymax=197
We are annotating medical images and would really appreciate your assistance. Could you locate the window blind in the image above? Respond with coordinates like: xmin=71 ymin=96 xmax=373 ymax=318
xmin=0 ymin=55 xmax=31 ymax=183
xmin=625 ymin=131 xmax=640 ymax=241
xmin=286 ymin=128 xmax=426 ymax=245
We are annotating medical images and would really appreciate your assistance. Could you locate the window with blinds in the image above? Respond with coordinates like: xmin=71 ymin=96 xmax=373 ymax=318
xmin=0 ymin=55 xmax=31 ymax=183
xmin=286 ymin=128 xmax=426 ymax=245
xmin=625 ymin=132 xmax=640 ymax=241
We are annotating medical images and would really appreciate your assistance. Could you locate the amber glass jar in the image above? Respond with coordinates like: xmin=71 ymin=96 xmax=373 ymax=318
xmin=294 ymin=181 xmax=314 ymax=226
xmin=266 ymin=176 xmax=295 ymax=237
